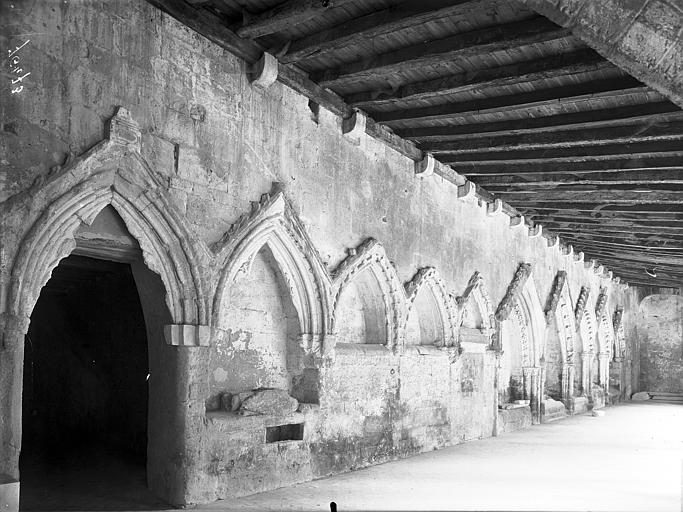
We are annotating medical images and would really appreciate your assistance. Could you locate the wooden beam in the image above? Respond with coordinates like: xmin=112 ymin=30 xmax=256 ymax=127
xmin=424 ymin=120 xmax=683 ymax=153
xmin=346 ymin=50 xmax=610 ymax=108
xmin=545 ymin=225 xmax=683 ymax=237
xmin=450 ymin=155 xmax=683 ymax=175
xmin=396 ymin=103 xmax=683 ymax=142
xmin=374 ymin=78 xmax=646 ymax=124
xmin=569 ymin=250 xmax=683 ymax=267
xmin=495 ymin=189 xmax=683 ymax=204
xmin=474 ymin=170 xmax=683 ymax=187
xmin=237 ymin=0 xmax=356 ymax=39
xmin=313 ymin=18 xmax=570 ymax=89
xmin=144 ymin=1 xmax=423 ymax=162
xmin=552 ymin=233 xmax=683 ymax=248
xmin=281 ymin=0 xmax=498 ymax=63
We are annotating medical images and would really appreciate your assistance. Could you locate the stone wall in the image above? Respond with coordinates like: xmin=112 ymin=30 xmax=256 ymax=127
xmin=638 ymin=294 xmax=683 ymax=393
xmin=0 ymin=0 xmax=644 ymax=508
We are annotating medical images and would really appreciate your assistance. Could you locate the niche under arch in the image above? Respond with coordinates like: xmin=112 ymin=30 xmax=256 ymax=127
xmin=212 ymin=244 xmax=311 ymax=401
xmin=335 ymin=266 xmax=388 ymax=345
xmin=404 ymin=267 xmax=455 ymax=348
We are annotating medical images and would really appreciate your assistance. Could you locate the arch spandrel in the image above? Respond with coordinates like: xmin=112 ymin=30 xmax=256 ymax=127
xmin=211 ymin=185 xmax=331 ymax=359
xmin=404 ymin=267 xmax=458 ymax=348
xmin=331 ymin=239 xmax=406 ymax=350
xmin=0 ymin=107 xmax=209 ymax=350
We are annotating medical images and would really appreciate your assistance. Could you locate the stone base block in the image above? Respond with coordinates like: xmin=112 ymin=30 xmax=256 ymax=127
xmin=497 ymin=405 xmax=532 ymax=434
xmin=571 ymin=396 xmax=589 ymax=415
xmin=542 ymin=398 xmax=567 ymax=423
xmin=0 ymin=477 xmax=19 ymax=512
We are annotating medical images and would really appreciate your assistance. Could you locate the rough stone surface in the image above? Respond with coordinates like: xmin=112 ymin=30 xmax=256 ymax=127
xmin=239 ymin=389 xmax=299 ymax=416
xmin=631 ymin=391 xmax=651 ymax=401
xmin=0 ymin=1 xmax=645 ymax=508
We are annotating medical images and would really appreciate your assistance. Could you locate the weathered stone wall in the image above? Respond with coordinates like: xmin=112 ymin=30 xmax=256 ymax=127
xmin=0 ymin=0 xmax=644 ymax=508
xmin=638 ymin=294 xmax=683 ymax=393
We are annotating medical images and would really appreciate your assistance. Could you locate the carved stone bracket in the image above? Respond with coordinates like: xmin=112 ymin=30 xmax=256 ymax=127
xmin=510 ymin=215 xmax=525 ymax=229
xmin=487 ymin=199 xmax=503 ymax=216
xmin=342 ymin=109 xmax=367 ymax=141
xmin=528 ymin=224 xmax=542 ymax=238
xmin=250 ymin=52 xmax=279 ymax=89
xmin=457 ymin=181 xmax=476 ymax=201
xmin=415 ymin=153 xmax=435 ymax=178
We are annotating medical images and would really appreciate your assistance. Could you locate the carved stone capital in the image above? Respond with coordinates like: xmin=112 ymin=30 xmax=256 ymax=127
xmin=164 ymin=324 xmax=212 ymax=347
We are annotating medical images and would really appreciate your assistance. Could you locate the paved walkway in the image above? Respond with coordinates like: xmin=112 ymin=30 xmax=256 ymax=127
xmin=201 ymin=402 xmax=682 ymax=512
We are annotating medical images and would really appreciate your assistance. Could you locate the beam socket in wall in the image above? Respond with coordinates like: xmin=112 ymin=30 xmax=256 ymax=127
xmin=265 ymin=423 xmax=304 ymax=443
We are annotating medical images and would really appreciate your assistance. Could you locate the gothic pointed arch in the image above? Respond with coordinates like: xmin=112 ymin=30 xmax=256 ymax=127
xmin=575 ymin=287 xmax=597 ymax=353
xmin=456 ymin=271 xmax=496 ymax=347
xmin=613 ymin=307 xmax=626 ymax=362
xmin=545 ymin=271 xmax=576 ymax=365
xmin=544 ymin=271 xmax=577 ymax=404
xmin=495 ymin=263 xmax=545 ymax=367
xmin=331 ymin=239 xmax=405 ymax=349
xmin=0 ymin=107 xmax=208 ymax=350
xmin=211 ymin=185 xmax=331 ymax=358
xmin=404 ymin=267 xmax=458 ymax=348
xmin=595 ymin=288 xmax=615 ymax=360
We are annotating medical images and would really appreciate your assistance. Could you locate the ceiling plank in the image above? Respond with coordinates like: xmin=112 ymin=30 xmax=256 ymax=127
xmin=425 ymin=120 xmax=683 ymax=153
xmin=313 ymin=18 xmax=570 ymax=89
xmin=346 ymin=49 xmax=610 ymax=108
xmin=397 ymin=103 xmax=683 ymax=142
xmin=282 ymin=0 xmax=499 ymax=64
xmin=433 ymin=140 xmax=683 ymax=160
xmin=495 ymin=189 xmax=683 ymax=204
xmin=237 ymin=0 xmax=356 ymax=39
xmin=474 ymin=170 xmax=683 ymax=187
xmin=450 ymin=155 xmax=682 ymax=175
xmin=374 ymin=78 xmax=646 ymax=124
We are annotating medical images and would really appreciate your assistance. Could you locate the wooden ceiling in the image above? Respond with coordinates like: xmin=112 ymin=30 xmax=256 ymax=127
xmin=147 ymin=0 xmax=683 ymax=289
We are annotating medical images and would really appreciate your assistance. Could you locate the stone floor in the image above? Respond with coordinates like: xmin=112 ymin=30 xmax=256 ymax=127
xmin=20 ymin=402 xmax=682 ymax=511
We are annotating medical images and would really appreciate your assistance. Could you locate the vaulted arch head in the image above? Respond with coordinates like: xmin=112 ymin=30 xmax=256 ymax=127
xmin=404 ymin=267 xmax=457 ymax=348
xmin=331 ymin=239 xmax=405 ymax=350
xmin=545 ymin=271 xmax=576 ymax=364
xmin=575 ymin=287 xmax=597 ymax=354
xmin=212 ymin=187 xmax=331 ymax=359
xmin=595 ymin=288 xmax=615 ymax=358
xmin=456 ymin=271 xmax=496 ymax=347
xmin=495 ymin=263 xmax=545 ymax=367
xmin=1 ymin=108 xmax=207 ymax=349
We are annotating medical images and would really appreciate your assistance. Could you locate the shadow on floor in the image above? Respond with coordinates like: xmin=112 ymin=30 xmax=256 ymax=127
xmin=20 ymin=444 xmax=171 ymax=511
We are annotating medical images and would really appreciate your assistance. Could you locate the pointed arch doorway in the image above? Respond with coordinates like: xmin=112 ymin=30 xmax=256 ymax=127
xmin=19 ymin=206 xmax=169 ymax=510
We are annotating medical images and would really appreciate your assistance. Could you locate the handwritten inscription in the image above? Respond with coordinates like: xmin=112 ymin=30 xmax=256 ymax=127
xmin=8 ymin=39 xmax=30 ymax=94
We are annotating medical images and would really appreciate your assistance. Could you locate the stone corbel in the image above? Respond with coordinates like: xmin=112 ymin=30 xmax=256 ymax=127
xmin=574 ymin=251 xmax=584 ymax=263
xmin=250 ymin=52 xmax=279 ymax=89
xmin=585 ymin=259 xmax=597 ymax=270
xmin=457 ymin=180 xmax=476 ymax=201
xmin=595 ymin=264 xmax=604 ymax=275
xmin=342 ymin=109 xmax=367 ymax=141
xmin=528 ymin=224 xmax=542 ymax=238
xmin=562 ymin=244 xmax=574 ymax=257
xmin=547 ymin=235 xmax=559 ymax=249
xmin=487 ymin=199 xmax=503 ymax=216
xmin=415 ymin=153 xmax=435 ymax=178
xmin=164 ymin=324 xmax=212 ymax=347
xmin=510 ymin=215 xmax=525 ymax=229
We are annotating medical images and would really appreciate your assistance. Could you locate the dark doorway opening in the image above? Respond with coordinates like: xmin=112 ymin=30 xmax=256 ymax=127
xmin=19 ymin=254 xmax=166 ymax=511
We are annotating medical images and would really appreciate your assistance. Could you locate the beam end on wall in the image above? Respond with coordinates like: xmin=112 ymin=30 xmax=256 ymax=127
xmin=487 ymin=198 xmax=503 ymax=216
xmin=342 ymin=109 xmax=367 ymax=141
xmin=510 ymin=215 xmax=525 ymax=229
xmin=415 ymin=153 xmax=435 ymax=178
xmin=457 ymin=180 xmax=476 ymax=200
xmin=528 ymin=224 xmax=542 ymax=238
xmin=250 ymin=52 xmax=279 ymax=89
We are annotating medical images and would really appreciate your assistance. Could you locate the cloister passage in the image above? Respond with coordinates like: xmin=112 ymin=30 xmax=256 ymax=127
xmin=19 ymin=254 xmax=165 ymax=511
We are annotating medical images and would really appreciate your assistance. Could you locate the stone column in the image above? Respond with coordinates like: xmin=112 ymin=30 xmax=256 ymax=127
xmin=598 ymin=352 xmax=610 ymax=389
xmin=0 ymin=315 xmax=29 ymax=512
xmin=581 ymin=351 xmax=592 ymax=397
xmin=561 ymin=363 xmax=574 ymax=407
xmin=491 ymin=348 xmax=502 ymax=436
xmin=523 ymin=366 xmax=542 ymax=424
